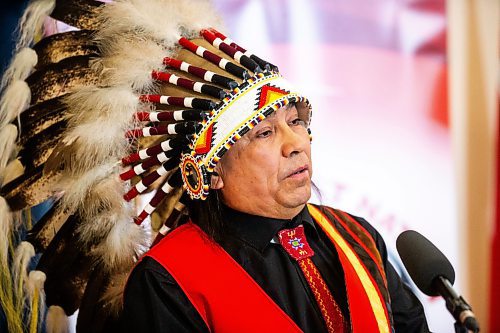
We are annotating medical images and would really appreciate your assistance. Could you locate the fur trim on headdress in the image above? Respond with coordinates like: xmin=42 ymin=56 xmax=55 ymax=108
xmin=0 ymin=125 xmax=18 ymax=175
xmin=0 ymin=80 xmax=31 ymax=127
xmin=45 ymin=305 xmax=69 ymax=333
xmin=16 ymin=0 xmax=56 ymax=51
xmin=0 ymin=48 xmax=38 ymax=92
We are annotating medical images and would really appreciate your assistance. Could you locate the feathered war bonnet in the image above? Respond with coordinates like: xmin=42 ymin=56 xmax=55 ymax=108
xmin=0 ymin=0 xmax=311 ymax=331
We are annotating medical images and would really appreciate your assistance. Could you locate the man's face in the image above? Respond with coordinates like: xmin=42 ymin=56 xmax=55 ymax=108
xmin=212 ymin=104 xmax=312 ymax=219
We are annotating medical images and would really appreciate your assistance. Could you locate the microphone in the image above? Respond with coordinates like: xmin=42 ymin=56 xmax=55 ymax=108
xmin=396 ymin=230 xmax=480 ymax=332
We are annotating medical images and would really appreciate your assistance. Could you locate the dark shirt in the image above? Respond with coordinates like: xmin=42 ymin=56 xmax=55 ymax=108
xmin=121 ymin=205 xmax=430 ymax=332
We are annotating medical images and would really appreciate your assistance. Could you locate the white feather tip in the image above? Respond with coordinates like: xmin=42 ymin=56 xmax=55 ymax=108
xmin=45 ymin=305 xmax=69 ymax=333
xmin=0 ymin=80 xmax=31 ymax=126
xmin=1 ymin=48 xmax=37 ymax=91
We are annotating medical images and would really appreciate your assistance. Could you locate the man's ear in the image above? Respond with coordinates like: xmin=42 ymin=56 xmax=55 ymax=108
xmin=210 ymin=171 xmax=224 ymax=190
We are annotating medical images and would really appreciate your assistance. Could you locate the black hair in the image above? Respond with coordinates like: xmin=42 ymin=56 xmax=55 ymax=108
xmin=185 ymin=189 xmax=226 ymax=242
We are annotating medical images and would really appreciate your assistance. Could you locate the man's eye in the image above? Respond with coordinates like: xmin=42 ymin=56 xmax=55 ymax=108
xmin=257 ymin=130 xmax=272 ymax=138
xmin=290 ymin=118 xmax=305 ymax=126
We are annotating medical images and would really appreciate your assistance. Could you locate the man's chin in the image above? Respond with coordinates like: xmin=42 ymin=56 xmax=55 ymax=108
xmin=279 ymin=187 xmax=312 ymax=209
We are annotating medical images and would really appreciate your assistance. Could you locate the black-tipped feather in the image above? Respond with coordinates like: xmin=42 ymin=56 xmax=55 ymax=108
xmin=18 ymin=120 xmax=67 ymax=171
xmin=36 ymin=214 xmax=93 ymax=316
xmin=76 ymin=269 xmax=122 ymax=333
xmin=15 ymin=96 xmax=68 ymax=146
xmin=1 ymin=166 xmax=60 ymax=211
xmin=27 ymin=201 xmax=72 ymax=253
xmin=51 ymin=0 xmax=104 ymax=30
xmin=33 ymin=30 xmax=98 ymax=68
xmin=25 ymin=55 xmax=98 ymax=104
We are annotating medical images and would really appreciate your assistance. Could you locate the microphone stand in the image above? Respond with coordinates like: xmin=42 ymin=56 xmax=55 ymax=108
xmin=434 ymin=277 xmax=480 ymax=333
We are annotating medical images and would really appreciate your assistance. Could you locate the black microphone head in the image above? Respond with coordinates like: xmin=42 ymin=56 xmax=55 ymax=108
xmin=396 ymin=230 xmax=455 ymax=296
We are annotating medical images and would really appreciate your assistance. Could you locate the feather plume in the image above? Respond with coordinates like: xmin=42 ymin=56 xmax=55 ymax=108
xmin=97 ymin=0 xmax=221 ymax=45
xmin=93 ymin=217 xmax=147 ymax=270
xmin=57 ymin=163 xmax=118 ymax=213
xmin=45 ymin=87 xmax=137 ymax=175
xmin=46 ymin=305 xmax=69 ymax=333
xmin=0 ymin=48 xmax=38 ymax=92
xmin=27 ymin=269 xmax=46 ymax=298
xmin=0 ymin=125 xmax=19 ymax=174
xmin=93 ymin=38 xmax=168 ymax=90
xmin=76 ymin=269 xmax=128 ymax=332
xmin=75 ymin=177 xmax=128 ymax=245
xmin=16 ymin=0 xmax=56 ymax=51
xmin=17 ymin=97 xmax=68 ymax=146
xmin=19 ymin=120 xmax=67 ymax=172
xmin=0 ymin=80 xmax=31 ymax=127
xmin=37 ymin=214 xmax=93 ymax=317
xmin=96 ymin=0 xmax=183 ymax=47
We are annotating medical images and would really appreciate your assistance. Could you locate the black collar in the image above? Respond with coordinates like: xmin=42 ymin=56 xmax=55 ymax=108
xmin=221 ymin=204 xmax=318 ymax=253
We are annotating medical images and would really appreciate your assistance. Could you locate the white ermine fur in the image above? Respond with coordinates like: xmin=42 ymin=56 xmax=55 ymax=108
xmin=0 ymin=125 xmax=19 ymax=175
xmin=0 ymin=48 xmax=37 ymax=92
xmin=0 ymin=80 xmax=31 ymax=127
xmin=27 ymin=270 xmax=46 ymax=307
xmin=13 ymin=241 xmax=35 ymax=304
xmin=0 ymin=197 xmax=13 ymax=267
xmin=45 ymin=305 xmax=69 ymax=333
xmin=16 ymin=0 xmax=56 ymax=51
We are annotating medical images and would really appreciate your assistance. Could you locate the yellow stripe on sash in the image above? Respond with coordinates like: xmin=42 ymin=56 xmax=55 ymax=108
xmin=308 ymin=204 xmax=390 ymax=333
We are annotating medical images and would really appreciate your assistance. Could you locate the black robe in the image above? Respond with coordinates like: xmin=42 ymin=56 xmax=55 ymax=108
xmin=120 ymin=205 xmax=430 ymax=332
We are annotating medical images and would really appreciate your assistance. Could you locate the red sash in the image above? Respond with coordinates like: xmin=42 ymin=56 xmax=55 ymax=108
xmin=145 ymin=206 xmax=392 ymax=333
xmin=146 ymin=222 xmax=302 ymax=333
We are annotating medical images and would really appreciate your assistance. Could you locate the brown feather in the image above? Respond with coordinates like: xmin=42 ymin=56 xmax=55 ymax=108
xmin=76 ymin=268 xmax=129 ymax=333
xmin=27 ymin=201 xmax=73 ymax=253
xmin=1 ymin=166 xmax=61 ymax=211
xmin=25 ymin=55 xmax=98 ymax=105
xmin=51 ymin=0 xmax=104 ymax=30
xmin=36 ymin=213 xmax=94 ymax=316
xmin=18 ymin=120 xmax=67 ymax=171
xmin=15 ymin=96 xmax=68 ymax=146
xmin=33 ymin=30 xmax=98 ymax=69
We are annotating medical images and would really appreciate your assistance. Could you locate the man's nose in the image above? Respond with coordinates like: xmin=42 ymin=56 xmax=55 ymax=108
xmin=281 ymin=125 xmax=306 ymax=158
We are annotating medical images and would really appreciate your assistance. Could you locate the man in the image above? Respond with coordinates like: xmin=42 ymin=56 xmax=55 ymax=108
xmin=121 ymin=103 xmax=430 ymax=332
xmin=0 ymin=0 xmax=430 ymax=332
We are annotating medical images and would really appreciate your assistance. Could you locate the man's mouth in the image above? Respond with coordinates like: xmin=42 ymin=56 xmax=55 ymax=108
xmin=287 ymin=165 xmax=309 ymax=178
